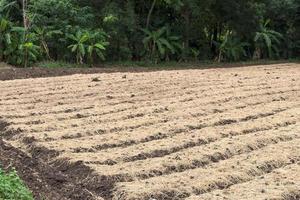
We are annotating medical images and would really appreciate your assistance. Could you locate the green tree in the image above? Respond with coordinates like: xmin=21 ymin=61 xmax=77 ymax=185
xmin=254 ymin=19 xmax=283 ymax=59
xmin=215 ymin=31 xmax=249 ymax=62
xmin=68 ymin=31 xmax=88 ymax=64
xmin=68 ymin=30 xmax=109 ymax=65
xmin=33 ymin=27 xmax=62 ymax=60
xmin=19 ymin=40 xmax=40 ymax=67
xmin=86 ymin=30 xmax=109 ymax=66
xmin=142 ymin=26 xmax=182 ymax=62
xmin=0 ymin=18 xmax=11 ymax=61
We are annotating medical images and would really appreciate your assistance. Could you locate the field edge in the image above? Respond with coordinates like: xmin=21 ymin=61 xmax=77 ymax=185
xmin=0 ymin=119 xmax=107 ymax=200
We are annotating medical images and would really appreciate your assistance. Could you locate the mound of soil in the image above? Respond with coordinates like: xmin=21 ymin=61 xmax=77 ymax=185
xmin=0 ymin=139 xmax=65 ymax=200
xmin=0 ymin=66 xmax=148 ymax=81
xmin=0 ymin=61 xmax=293 ymax=81
xmin=0 ymin=121 xmax=106 ymax=200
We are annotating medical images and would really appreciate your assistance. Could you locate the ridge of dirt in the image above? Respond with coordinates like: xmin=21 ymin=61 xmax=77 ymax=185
xmin=0 ymin=67 xmax=140 ymax=81
xmin=0 ymin=61 xmax=297 ymax=81
xmin=0 ymin=120 xmax=113 ymax=200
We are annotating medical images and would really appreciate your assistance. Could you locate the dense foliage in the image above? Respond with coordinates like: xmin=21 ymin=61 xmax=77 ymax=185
xmin=0 ymin=168 xmax=33 ymax=200
xmin=0 ymin=0 xmax=299 ymax=66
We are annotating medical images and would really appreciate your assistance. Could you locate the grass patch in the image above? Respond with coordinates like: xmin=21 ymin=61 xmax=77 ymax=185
xmin=35 ymin=61 xmax=88 ymax=68
xmin=105 ymin=59 xmax=299 ymax=69
xmin=0 ymin=62 xmax=13 ymax=69
xmin=34 ymin=59 xmax=299 ymax=70
xmin=0 ymin=168 xmax=33 ymax=200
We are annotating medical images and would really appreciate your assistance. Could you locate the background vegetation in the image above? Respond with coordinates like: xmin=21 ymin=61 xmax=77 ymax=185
xmin=0 ymin=0 xmax=299 ymax=67
xmin=0 ymin=168 xmax=33 ymax=200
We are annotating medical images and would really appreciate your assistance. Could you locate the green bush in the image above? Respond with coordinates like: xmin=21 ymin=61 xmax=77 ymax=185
xmin=0 ymin=168 xmax=33 ymax=200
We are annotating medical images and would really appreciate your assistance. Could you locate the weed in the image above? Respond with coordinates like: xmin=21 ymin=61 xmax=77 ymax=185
xmin=0 ymin=168 xmax=33 ymax=200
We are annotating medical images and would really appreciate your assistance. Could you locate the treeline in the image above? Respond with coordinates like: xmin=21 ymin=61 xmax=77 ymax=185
xmin=0 ymin=0 xmax=299 ymax=67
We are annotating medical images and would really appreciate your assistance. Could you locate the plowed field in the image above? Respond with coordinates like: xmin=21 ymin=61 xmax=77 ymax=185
xmin=0 ymin=63 xmax=299 ymax=200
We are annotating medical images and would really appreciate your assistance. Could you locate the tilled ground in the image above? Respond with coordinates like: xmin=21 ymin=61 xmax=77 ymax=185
xmin=0 ymin=63 xmax=299 ymax=200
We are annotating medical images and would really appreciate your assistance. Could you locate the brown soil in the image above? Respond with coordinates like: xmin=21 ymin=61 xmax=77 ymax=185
xmin=0 ymin=121 xmax=109 ymax=200
xmin=0 ymin=63 xmax=299 ymax=200
xmin=0 ymin=66 xmax=150 ymax=81
xmin=0 ymin=60 xmax=296 ymax=81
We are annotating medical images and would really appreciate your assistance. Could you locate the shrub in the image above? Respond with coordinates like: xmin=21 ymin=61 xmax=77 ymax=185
xmin=0 ymin=168 xmax=33 ymax=200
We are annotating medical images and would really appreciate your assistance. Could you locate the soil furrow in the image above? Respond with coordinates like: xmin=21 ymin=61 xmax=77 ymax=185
xmin=8 ymin=85 xmax=297 ymax=127
xmin=112 ymin=139 xmax=300 ymax=200
xmin=86 ymin=123 xmax=299 ymax=180
xmin=0 ymin=74 xmax=284 ymax=113
xmin=187 ymin=164 xmax=300 ymax=200
xmin=37 ymin=104 xmax=299 ymax=154
xmin=9 ymin=88 xmax=299 ymax=141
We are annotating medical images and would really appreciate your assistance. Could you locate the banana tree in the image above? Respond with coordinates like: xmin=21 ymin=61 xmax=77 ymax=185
xmin=164 ymin=27 xmax=183 ymax=60
xmin=0 ymin=18 xmax=11 ymax=61
xmin=0 ymin=0 xmax=16 ymax=61
xmin=68 ymin=31 xmax=89 ymax=64
xmin=68 ymin=30 xmax=109 ymax=65
xmin=19 ymin=41 xmax=40 ymax=67
xmin=0 ymin=0 xmax=16 ymax=18
xmin=253 ymin=19 xmax=283 ymax=59
xmin=2 ymin=26 xmax=40 ymax=67
xmin=142 ymin=26 xmax=181 ymax=62
xmin=215 ymin=31 xmax=249 ymax=62
xmin=86 ymin=31 xmax=109 ymax=66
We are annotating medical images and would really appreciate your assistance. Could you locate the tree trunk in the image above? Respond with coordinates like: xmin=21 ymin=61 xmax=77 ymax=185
xmin=181 ymin=6 xmax=191 ymax=60
xmin=22 ymin=0 xmax=29 ymax=67
xmin=211 ymin=24 xmax=218 ymax=57
xmin=0 ymin=42 xmax=3 ymax=62
xmin=253 ymin=47 xmax=261 ymax=60
xmin=146 ymin=0 xmax=157 ymax=29
xmin=42 ymin=41 xmax=51 ymax=60
xmin=218 ymin=51 xmax=222 ymax=63
xmin=22 ymin=0 xmax=28 ymax=30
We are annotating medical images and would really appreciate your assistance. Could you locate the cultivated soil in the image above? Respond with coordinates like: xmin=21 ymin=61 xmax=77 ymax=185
xmin=0 ymin=65 xmax=148 ymax=81
xmin=0 ymin=63 xmax=299 ymax=200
